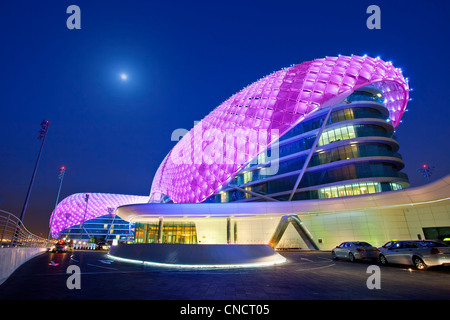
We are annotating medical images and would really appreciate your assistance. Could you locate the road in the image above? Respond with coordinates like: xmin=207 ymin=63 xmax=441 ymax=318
xmin=0 ymin=250 xmax=449 ymax=300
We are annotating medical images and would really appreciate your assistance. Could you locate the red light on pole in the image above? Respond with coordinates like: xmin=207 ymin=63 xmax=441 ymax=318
xmin=49 ymin=165 xmax=66 ymax=241
xmin=417 ymin=164 xmax=435 ymax=183
xmin=58 ymin=166 xmax=66 ymax=180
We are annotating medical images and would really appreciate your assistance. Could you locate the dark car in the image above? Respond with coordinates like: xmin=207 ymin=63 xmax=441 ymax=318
xmin=50 ymin=240 xmax=69 ymax=253
xmin=97 ymin=241 xmax=111 ymax=250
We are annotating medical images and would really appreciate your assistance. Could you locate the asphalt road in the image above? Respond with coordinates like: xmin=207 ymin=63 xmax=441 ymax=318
xmin=0 ymin=250 xmax=449 ymax=300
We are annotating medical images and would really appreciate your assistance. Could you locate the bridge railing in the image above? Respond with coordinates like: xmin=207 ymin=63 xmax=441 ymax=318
xmin=0 ymin=210 xmax=50 ymax=248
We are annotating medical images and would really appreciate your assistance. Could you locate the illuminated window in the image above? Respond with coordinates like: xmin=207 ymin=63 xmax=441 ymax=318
xmin=135 ymin=222 xmax=197 ymax=244
xmin=390 ymin=182 xmax=403 ymax=191
xmin=367 ymin=182 xmax=376 ymax=194
xmin=348 ymin=126 xmax=355 ymax=138
xmin=318 ymin=125 xmax=357 ymax=146
xmin=244 ymin=186 xmax=252 ymax=199
xmin=220 ymin=191 xmax=229 ymax=203
xmin=318 ymin=182 xmax=382 ymax=199
xmin=345 ymin=184 xmax=354 ymax=196
xmin=243 ymin=170 xmax=252 ymax=184
xmin=257 ymin=152 xmax=266 ymax=165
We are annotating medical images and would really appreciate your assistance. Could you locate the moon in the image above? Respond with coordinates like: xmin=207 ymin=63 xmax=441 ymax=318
xmin=120 ymin=73 xmax=128 ymax=81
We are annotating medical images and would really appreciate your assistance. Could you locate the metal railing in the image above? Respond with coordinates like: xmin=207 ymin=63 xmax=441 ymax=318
xmin=0 ymin=209 xmax=50 ymax=248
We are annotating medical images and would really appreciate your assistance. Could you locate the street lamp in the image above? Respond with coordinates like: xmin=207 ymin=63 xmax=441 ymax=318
xmin=20 ymin=120 xmax=50 ymax=222
xmin=106 ymin=207 xmax=116 ymax=242
xmin=48 ymin=166 xmax=66 ymax=242
xmin=79 ymin=193 xmax=89 ymax=246
xmin=417 ymin=164 xmax=435 ymax=183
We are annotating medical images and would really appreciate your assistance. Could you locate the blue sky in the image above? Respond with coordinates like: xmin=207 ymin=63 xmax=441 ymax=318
xmin=1 ymin=0 xmax=449 ymax=235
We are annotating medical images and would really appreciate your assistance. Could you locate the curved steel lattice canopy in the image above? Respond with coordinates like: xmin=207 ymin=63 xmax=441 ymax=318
xmin=50 ymin=193 xmax=149 ymax=238
xmin=150 ymin=55 xmax=410 ymax=204
xmin=50 ymin=55 xmax=410 ymax=237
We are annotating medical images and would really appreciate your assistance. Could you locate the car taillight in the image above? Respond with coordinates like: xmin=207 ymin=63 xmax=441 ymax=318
xmin=430 ymin=248 xmax=441 ymax=255
xmin=374 ymin=248 xmax=379 ymax=252
xmin=356 ymin=248 xmax=364 ymax=252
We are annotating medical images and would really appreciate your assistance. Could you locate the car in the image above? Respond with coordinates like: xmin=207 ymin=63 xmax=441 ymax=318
xmin=378 ymin=240 xmax=450 ymax=270
xmin=50 ymin=240 xmax=69 ymax=253
xmin=97 ymin=241 xmax=111 ymax=250
xmin=331 ymin=241 xmax=379 ymax=262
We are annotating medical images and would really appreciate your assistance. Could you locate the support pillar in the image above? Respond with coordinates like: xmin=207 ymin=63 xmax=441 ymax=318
xmin=157 ymin=217 xmax=164 ymax=243
xmin=288 ymin=106 xmax=334 ymax=201
xmin=268 ymin=214 xmax=319 ymax=250
xmin=226 ymin=217 xmax=231 ymax=244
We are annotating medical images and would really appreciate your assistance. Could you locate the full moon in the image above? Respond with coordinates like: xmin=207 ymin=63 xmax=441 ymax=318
xmin=120 ymin=73 xmax=128 ymax=80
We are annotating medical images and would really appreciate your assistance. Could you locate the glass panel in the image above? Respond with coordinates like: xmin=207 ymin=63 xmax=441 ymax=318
xmin=348 ymin=126 xmax=355 ymax=138
xmin=244 ymin=186 xmax=252 ymax=199
xmin=345 ymin=184 xmax=353 ymax=196
xmin=220 ymin=192 xmax=228 ymax=203
xmin=244 ymin=171 xmax=252 ymax=184
xmin=367 ymin=182 xmax=376 ymax=194
xmin=317 ymin=182 xmax=382 ymax=199
xmin=338 ymin=127 xmax=347 ymax=140
xmin=337 ymin=185 xmax=346 ymax=197
xmin=360 ymin=183 xmax=368 ymax=194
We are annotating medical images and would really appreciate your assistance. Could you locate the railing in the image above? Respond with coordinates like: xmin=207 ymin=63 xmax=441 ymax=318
xmin=0 ymin=209 xmax=50 ymax=248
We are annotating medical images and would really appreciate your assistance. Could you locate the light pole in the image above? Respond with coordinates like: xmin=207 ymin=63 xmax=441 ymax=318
xmin=417 ymin=164 xmax=435 ymax=183
xmin=64 ymin=213 xmax=71 ymax=239
xmin=20 ymin=120 xmax=50 ymax=223
xmin=106 ymin=207 xmax=116 ymax=243
xmin=79 ymin=193 xmax=89 ymax=247
xmin=48 ymin=166 xmax=66 ymax=242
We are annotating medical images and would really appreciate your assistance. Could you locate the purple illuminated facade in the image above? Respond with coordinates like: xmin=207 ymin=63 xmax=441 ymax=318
xmin=149 ymin=55 xmax=409 ymax=204
xmin=50 ymin=55 xmax=410 ymax=239
xmin=49 ymin=193 xmax=148 ymax=238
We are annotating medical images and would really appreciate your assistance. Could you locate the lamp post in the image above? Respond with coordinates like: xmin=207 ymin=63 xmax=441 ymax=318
xmin=417 ymin=164 xmax=435 ymax=183
xmin=106 ymin=207 xmax=116 ymax=243
xmin=48 ymin=166 xmax=66 ymax=242
xmin=20 ymin=120 xmax=50 ymax=223
xmin=79 ymin=193 xmax=89 ymax=247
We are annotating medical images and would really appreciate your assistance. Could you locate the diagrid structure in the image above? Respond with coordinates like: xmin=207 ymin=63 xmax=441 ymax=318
xmin=149 ymin=55 xmax=409 ymax=204
xmin=50 ymin=55 xmax=410 ymax=239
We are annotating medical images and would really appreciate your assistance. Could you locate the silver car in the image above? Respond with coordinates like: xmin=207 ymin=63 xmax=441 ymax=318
xmin=378 ymin=240 xmax=450 ymax=270
xmin=332 ymin=241 xmax=379 ymax=262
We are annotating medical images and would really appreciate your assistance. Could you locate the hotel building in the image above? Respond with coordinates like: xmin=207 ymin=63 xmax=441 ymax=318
xmin=50 ymin=55 xmax=450 ymax=255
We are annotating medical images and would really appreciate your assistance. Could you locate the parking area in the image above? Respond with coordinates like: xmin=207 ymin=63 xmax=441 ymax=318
xmin=0 ymin=249 xmax=449 ymax=301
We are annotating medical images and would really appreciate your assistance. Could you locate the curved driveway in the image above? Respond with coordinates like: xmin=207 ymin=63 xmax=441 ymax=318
xmin=0 ymin=250 xmax=449 ymax=300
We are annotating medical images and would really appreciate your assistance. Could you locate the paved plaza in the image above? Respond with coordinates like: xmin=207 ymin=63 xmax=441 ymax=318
xmin=0 ymin=250 xmax=449 ymax=301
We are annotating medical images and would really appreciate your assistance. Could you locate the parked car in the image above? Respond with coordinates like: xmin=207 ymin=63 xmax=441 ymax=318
xmin=50 ymin=240 xmax=68 ymax=253
xmin=332 ymin=241 xmax=379 ymax=262
xmin=378 ymin=240 xmax=450 ymax=270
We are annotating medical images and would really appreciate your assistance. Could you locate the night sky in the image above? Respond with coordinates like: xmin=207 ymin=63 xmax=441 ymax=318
xmin=1 ymin=0 xmax=449 ymax=237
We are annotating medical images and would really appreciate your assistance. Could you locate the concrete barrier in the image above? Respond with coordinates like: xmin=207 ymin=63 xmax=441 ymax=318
xmin=0 ymin=247 xmax=47 ymax=285
xmin=108 ymin=243 xmax=287 ymax=267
